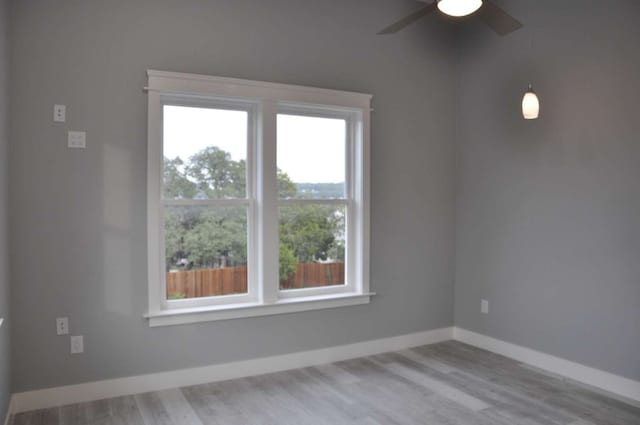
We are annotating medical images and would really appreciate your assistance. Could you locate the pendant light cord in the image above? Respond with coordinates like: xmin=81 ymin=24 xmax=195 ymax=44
xmin=528 ymin=1 xmax=534 ymax=60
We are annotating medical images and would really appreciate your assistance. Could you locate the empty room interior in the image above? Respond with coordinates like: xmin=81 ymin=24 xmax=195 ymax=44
xmin=0 ymin=0 xmax=639 ymax=423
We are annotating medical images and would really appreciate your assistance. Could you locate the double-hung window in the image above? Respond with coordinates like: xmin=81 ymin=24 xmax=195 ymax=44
xmin=146 ymin=70 xmax=372 ymax=326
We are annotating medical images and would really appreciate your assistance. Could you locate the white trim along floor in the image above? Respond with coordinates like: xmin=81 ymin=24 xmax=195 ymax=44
xmin=8 ymin=326 xmax=640 ymax=416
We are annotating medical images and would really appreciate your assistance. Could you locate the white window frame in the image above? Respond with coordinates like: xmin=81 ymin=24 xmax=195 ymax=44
xmin=145 ymin=70 xmax=372 ymax=326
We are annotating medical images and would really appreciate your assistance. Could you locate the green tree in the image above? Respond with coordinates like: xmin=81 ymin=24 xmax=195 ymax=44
xmin=183 ymin=207 xmax=247 ymax=268
xmin=279 ymin=243 xmax=297 ymax=282
xmin=163 ymin=147 xmax=343 ymax=274
xmin=163 ymin=157 xmax=197 ymax=199
xmin=279 ymin=204 xmax=337 ymax=263
xmin=186 ymin=146 xmax=245 ymax=198
xmin=327 ymin=209 xmax=345 ymax=262
xmin=278 ymin=170 xmax=297 ymax=198
xmin=164 ymin=209 xmax=185 ymax=271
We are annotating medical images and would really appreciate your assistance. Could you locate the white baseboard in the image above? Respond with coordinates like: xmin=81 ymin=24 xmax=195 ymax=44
xmin=11 ymin=326 xmax=639 ymax=415
xmin=11 ymin=327 xmax=453 ymax=414
xmin=3 ymin=397 xmax=12 ymax=425
xmin=453 ymin=327 xmax=640 ymax=405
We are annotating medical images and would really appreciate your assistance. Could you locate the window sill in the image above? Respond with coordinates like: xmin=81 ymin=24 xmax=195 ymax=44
xmin=145 ymin=292 xmax=375 ymax=327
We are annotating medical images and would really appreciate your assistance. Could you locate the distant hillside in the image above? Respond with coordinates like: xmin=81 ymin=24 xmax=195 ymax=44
xmin=296 ymin=183 xmax=345 ymax=199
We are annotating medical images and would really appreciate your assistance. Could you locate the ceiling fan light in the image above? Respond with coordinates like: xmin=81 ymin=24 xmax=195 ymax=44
xmin=522 ymin=85 xmax=540 ymax=120
xmin=437 ymin=0 xmax=483 ymax=17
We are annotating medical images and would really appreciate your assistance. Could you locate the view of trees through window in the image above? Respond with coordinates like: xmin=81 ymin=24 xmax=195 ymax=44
xmin=163 ymin=146 xmax=346 ymax=300
xmin=161 ymin=105 xmax=348 ymax=301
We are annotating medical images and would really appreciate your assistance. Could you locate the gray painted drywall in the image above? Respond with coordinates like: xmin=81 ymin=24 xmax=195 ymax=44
xmin=9 ymin=0 xmax=456 ymax=392
xmin=455 ymin=0 xmax=640 ymax=380
xmin=0 ymin=0 xmax=10 ymax=417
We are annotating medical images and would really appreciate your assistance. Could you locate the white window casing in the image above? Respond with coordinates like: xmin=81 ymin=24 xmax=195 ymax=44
xmin=146 ymin=70 xmax=373 ymax=326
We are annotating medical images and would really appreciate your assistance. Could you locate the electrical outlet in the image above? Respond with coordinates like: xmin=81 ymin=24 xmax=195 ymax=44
xmin=68 ymin=131 xmax=86 ymax=149
xmin=481 ymin=299 xmax=489 ymax=314
xmin=56 ymin=317 xmax=69 ymax=335
xmin=70 ymin=335 xmax=84 ymax=354
xmin=53 ymin=104 xmax=66 ymax=122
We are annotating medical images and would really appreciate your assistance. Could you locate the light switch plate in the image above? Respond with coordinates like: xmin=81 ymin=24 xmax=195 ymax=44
xmin=54 ymin=104 xmax=66 ymax=122
xmin=68 ymin=131 xmax=86 ymax=149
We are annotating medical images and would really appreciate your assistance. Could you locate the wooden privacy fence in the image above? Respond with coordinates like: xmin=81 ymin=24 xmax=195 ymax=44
xmin=280 ymin=262 xmax=345 ymax=290
xmin=166 ymin=262 xmax=344 ymax=298
xmin=166 ymin=267 xmax=248 ymax=299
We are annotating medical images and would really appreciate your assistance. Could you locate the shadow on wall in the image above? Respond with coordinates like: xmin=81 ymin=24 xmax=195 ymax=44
xmin=103 ymin=143 xmax=135 ymax=316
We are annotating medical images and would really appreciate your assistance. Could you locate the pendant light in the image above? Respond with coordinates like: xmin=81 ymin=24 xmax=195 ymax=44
xmin=522 ymin=84 xmax=540 ymax=119
xmin=437 ymin=0 xmax=483 ymax=17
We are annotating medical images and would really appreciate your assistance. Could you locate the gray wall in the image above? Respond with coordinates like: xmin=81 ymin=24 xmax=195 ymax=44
xmin=9 ymin=0 xmax=457 ymax=392
xmin=455 ymin=0 xmax=640 ymax=380
xmin=0 ymin=0 xmax=10 ymax=417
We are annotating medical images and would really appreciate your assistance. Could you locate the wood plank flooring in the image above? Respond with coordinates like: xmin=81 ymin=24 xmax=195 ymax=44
xmin=12 ymin=341 xmax=640 ymax=425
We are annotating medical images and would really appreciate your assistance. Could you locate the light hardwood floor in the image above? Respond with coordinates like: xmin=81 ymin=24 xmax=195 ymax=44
xmin=12 ymin=341 xmax=640 ymax=424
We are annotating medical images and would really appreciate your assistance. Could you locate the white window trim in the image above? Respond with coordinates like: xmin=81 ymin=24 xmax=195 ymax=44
xmin=159 ymin=96 xmax=259 ymax=311
xmin=145 ymin=70 xmax=373 ymax=327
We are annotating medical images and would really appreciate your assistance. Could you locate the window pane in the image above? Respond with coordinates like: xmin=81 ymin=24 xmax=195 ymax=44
xmin=279 ymin=204 xmax=346 ymax=290
xmin=164 ymin=205 xmax=248 ymax=299
xmin=163 ymin=105 xmax=248 ymax=200
xmin=277 ymin=114 xmax=346 ymax=199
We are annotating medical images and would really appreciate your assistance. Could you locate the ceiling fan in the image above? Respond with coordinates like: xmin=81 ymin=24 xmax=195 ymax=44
xmin=378 ymin=0 xmax=522 ymax=36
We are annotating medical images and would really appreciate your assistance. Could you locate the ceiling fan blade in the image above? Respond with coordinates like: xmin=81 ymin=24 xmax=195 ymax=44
xmin=377 ymin=3 xmax=437 ymax=35
xmin=478 ymin=0 xmax=523 ymax=35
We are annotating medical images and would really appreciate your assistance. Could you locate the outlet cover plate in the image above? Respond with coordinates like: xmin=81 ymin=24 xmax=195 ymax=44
xmin=54 ymin=104 xmax=66 ymax=122
xmin=70 ymin=335 xmax=84 ymax=354
xmin=481 ymin=299 xmax=489 ymax=314
xmin=56 ymin=317 xmax=69 ymax=335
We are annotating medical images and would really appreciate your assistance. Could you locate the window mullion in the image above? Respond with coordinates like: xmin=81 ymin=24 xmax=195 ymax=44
xmin=162 ymin=199 xmax=251 ymax=207
xmin=277 ymin=199 xmax=347 ymax=206
xmin=257 ymin=100 xmax=279 ymax=304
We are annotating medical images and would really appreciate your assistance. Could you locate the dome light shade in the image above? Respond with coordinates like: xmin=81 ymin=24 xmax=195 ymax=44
xmin=437 ymin=0 xmax=483 ymax=17
xmin=522 ymin=84 xmax=540 ymax=120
